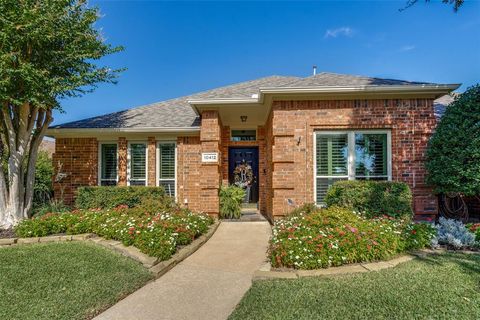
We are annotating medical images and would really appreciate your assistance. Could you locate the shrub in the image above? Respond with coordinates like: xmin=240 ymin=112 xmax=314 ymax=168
xmin=270 ymin=206 xmax=406 ymax=269
xmin=467 ymin=223 xmax=480 ymax=242
xmin=75 ymin=186 xmax=173 ymax=210
xmin=402 ymin=222 xmax=437 ymax=250
xmin=431 ymin=217 xmax=476 ymax=249
xmin=15 ymin=207 xmax=214 ymax=260
xmin=324 ymin=180 xmax=413 ymax=219
xmin=33 ymin=199 xmax=70 ymax=217
xmin=33 ymin=150 xmax=54 ymax=207
xmin=426 ymin=85 xmax=480 ymax=196
xmin=219 ymin=185 xmax=246 ymax=219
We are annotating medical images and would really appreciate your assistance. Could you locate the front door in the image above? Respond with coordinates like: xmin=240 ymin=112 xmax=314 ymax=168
xmin=228 ymin=147 xmax=259 ymax=203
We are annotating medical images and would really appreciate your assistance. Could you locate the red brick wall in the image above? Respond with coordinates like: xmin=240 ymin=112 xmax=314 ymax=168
xmin=177 ymin=136 xmax=203 ymax=212
xmin=53 ymin=138 xmax=98 ymax=205
xmin=267 ymin=98 xmax=438 ymax=220
xmin=118 ymin=137 xmax=127 ymax=186
xmin=199 ymin=111 xmax=222 ymax=215
xmin=147 ymin=137 xmax=156 ymax=186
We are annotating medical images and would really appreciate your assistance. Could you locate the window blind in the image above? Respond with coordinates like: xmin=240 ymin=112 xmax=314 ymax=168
xmin=158 ymin=143 xmax=176 ymax=197
xmin=129 ymin=143 xmax=147 ymax=185
xmin=100 ymin=144 xmax=117 ymax=186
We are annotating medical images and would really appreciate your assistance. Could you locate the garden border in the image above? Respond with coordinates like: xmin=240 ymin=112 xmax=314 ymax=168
xmin=0 ymin=220 xmax=220 ymax=278
xmin=253 ymin=249 xmax=479 ymax=280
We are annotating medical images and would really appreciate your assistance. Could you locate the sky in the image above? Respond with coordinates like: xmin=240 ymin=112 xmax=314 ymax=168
xmin=53 ymin=0 xmax=480 ymax=125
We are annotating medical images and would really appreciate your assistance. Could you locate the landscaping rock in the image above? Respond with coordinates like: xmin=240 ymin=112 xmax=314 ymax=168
xmin=17 ymin=237 xmax=40 ymax=244
xmin=387 ymin=255 xmax=414 ymax=267
xmin=361 ymin=261 xmax=392 ymax=271
xmin=39 ymin=236 xmax=62 ymax=243
xmin=297 ymin=265 xmax=368 ymax=277
xmin=118 ymin=245 xmax=158 ymax=267
xmin=0 ymin=238 xmax=17 ymax=245
xmin=71 ymin=234 xmax=93 ymax=241
xmin=253 ymin=270 xmax=298 ymax=280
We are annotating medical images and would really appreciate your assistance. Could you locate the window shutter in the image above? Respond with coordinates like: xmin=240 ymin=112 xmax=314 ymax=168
xmin=101 ymin=144 xmax=117 ymax=186
xmin=158 ymin=143 xmax=176 ymax=197
xmin=316 ymin=134 xmax=348 ymax=176
xmin=355 ymin=133 xmax=388 ymax=179
xmin=130 ymin=143 xmax=147 ymax=185
xmin=159 ymin=144 xmax=175 ymax=179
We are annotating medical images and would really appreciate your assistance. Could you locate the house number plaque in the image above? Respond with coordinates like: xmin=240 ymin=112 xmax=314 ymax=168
xmin=201 ymin=152 xmax=218 ymax=163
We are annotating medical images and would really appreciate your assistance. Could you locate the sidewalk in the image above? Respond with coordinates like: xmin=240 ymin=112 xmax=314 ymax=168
xmin=95 ymin=221 xmax=271 ymax=320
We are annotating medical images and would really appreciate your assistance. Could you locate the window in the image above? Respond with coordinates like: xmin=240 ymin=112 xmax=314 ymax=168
xmin=355 ymin=133 xmax=388 ymax=180
xmin=99 ymin=143 xmax=118 ymax=186
xmin=231 ymin=130 xmax=256 ymax=141
xmin=157 ymin=142 xmax=176 ymax=197
xmin=128 ymin=142 xmax=147 ymax=186
xmin=314 ymin=131 xmax=391 ymax=204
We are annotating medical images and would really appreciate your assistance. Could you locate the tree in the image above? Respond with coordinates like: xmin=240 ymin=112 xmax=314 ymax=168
xmin=426 ymin=85 xmax=480 ymax=196
xmin=401 ymin=0 xmax=464 ymax=12
xmin=0 ymin=0 xmax=123 ymax=227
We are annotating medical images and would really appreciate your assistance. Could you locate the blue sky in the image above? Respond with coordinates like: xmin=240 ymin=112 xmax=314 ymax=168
xmin=54 ymin=0 xmax=480 ymax=125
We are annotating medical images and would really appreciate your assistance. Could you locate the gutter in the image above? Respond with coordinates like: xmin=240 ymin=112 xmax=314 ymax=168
xmin=46 ymin=126 xmax=201 ymax=137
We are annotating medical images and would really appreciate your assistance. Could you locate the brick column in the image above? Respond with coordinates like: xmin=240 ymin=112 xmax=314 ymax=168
xmin=200 ymin=110 xmax=222 ymax=215
xmin=118 ymin=137 xmax=128 ymax=186
xmin=147 ymin=137 xmax=156 ymax=186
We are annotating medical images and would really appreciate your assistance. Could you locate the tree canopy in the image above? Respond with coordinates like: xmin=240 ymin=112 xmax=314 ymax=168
xmin=402 ymin=0 xmax=464 ymax=12
xmin=0 ymin=0 xmax=123 ymax=227
xmin=426 ymin=85 xmax=480 ymax=196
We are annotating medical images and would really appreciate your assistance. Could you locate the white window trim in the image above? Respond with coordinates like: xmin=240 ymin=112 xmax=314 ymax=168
xmin=156 ymin=141 xmax=177 ymax=200
xmin=313 ymin=130 xmax=392 ymax=204
xmin=127 ymin=141 xmax=148 ymax=186
xmin=98 ymin=141 xmax=119 ymax=186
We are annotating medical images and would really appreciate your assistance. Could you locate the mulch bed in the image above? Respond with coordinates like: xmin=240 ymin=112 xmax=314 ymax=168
xmin=0 ymin=228 xmax=16 ymax=239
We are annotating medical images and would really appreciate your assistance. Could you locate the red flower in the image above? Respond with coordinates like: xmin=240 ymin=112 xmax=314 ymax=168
xmin=411 ymin=230 xmax=417 ymax=235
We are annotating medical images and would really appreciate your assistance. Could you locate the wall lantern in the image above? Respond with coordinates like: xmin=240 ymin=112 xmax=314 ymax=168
xmin=240 ymin=115 xmax=248 ymax=123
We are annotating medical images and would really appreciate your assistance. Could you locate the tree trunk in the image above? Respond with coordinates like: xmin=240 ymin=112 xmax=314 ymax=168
xmin=0 ymin=103 xmax=52 ymax=229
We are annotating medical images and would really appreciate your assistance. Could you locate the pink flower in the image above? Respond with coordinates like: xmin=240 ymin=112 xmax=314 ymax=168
xmin=349 ymin=227 xmax=358 ymax=233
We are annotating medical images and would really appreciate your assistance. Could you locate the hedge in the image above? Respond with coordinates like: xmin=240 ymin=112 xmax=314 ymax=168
xmin=75 ymin=186 xmax=172 ymax=210
xmin=324 ymin=180 xmax=413 ymax=219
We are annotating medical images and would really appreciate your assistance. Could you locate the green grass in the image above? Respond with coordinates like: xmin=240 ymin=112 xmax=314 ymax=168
xmin=0 ymin=242 xmax=153 ymax=320
xmin=230 ymin=253 xmax=480 ymax=320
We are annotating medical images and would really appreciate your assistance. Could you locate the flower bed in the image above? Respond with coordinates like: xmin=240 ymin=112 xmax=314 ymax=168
xmin=15 ymin=206 xmax=214 ymax=261
xmin=270 ymin=206 xmax=435 ymax=270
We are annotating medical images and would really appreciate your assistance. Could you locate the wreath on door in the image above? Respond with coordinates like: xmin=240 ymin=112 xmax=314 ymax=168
xmin=233 ymin=162 xmax=254 ymax=188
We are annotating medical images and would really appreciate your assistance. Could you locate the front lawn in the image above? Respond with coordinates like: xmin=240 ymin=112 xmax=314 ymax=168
xmin=0 ymin=242 xmax=153 ymax=320
xmin=230 ymin=253 xmax=480 ymax=320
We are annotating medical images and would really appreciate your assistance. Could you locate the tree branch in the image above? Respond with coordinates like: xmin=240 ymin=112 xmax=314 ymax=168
xmin=24 ymin=108 xmax=53 ymax=217
xmin=1 ymin=102 xmax=16 ymax=153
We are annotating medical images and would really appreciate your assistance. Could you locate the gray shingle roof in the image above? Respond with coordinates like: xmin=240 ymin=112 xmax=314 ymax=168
xmin=51 ymin=75 xmax=300 ymax=129
xmin=51 ymin=72 xmax=443 ymax=129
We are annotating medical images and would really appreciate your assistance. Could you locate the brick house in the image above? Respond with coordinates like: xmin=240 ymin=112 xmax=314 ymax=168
xmin=47 ymin=72 xmax=460 ymax=221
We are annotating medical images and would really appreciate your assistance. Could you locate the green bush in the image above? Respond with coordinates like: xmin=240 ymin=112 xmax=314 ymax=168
xmin=15 ymin=207 xmax=214 ymax=260
xmin=33 ymin=150 xmax=54 ymax=207
xmin=33 ymin=199 xmax=70 ymax=217
xmin=75 ymin=186 xmax=173 ymax=210
xmin=324 ymin=180 xmax=413 ymax=219
xmin=219 ymin=185 xmax=246 ymax=219
xmin=270 ymin=206 xmax=405 ymax=269
xmin=426 ymin=85 xmax=480 ymax=196
xmin=270 ymin=206 xmax=434 ymax=270
xmin=402 ymin=222 xmax=437 ymax=250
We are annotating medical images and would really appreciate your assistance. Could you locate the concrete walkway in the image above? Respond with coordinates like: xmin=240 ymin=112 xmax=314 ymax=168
xmin=95 ymin=221 xmax=271 ymax=320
